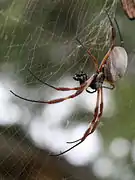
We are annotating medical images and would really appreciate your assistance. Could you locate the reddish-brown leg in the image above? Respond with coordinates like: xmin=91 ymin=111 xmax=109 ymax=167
xmin=76 ymin=38 xmax=99 ymax=71
xmin=80 ymin=88 xmax=101 ymax=141
xmin=98 ymin=12 xmax=116 ymax=72
xmin=87 ymin=48 xmax=99 ymax=71
xmin=67 ymin=88 xmax=103 ymax=144
xmin=51 ymin=89 xmax=101 ymax=156
xmin=10 ymin=89 xmax=84 ymax=104
xmin=28 ymin=69 xmax=86 ymax=91
xmin=10 ymin=75 xmax=95 ymax=104
xmin=88 ymin=87 xmax=103 ymax=135
xmin=74 ymin=88 xmax=103 ymax=140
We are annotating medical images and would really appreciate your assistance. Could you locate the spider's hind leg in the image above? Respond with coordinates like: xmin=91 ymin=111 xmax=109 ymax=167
xmin=67 ymin=88 xmax=101 ymax=144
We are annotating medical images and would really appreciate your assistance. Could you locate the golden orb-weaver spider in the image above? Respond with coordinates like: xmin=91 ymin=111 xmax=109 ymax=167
xmin=10 ymin=12 xmax=128 ymax=156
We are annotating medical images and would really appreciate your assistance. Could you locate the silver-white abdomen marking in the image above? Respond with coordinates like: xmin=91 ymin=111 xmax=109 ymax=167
xmin=105 ymin=46 xmax=128 ymax=82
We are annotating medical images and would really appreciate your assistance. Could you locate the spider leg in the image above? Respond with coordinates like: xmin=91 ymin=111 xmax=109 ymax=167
xmin=77 ymin=89 xmax=101 ymax=141
xmin=66 ymin=89 xmax=100 ymax=145
xmin=10 ymin=75 xmax=95 ymax=104
xmin=50 ymin=140 xmax=82 ymax=156
xmin=28 ymin=69 xmax=86 ymax=91
xmin=10 ymin=89 xmax=84 ymax=104
xmin=76 ymin=38 xmax=99 ymax=71
xmin=50 ymin=89 xmax=103 ymax=156
xmin=114 ymin=17 xmax=124 ymax=47
xmin=51 ymin=90 xmax=99 ymax=156
xmin=52 ymin=89 xmax=101 ymax=155
xmin=66 ymin=138 xmax=81 ymax=144
xmin=88 ymin=88 xmax=103 ymax=135
xmin=98 ymin=12 xmax=116 ymax=72
xmin=67 ymin=88 xmax=102 ymax=144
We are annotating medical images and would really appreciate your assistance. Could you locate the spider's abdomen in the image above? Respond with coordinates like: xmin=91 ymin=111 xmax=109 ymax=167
xmin=104 ymin=46 xmax=128 ymax=82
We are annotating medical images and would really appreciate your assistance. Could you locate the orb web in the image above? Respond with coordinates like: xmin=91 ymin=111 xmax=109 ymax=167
xmin=0 ymin=0 xmax=134 ymax=180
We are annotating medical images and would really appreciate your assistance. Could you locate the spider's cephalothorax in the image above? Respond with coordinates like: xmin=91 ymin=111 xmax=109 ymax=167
xmin=73 ymin=71 xmax=105 ymax=93
xmin=90 ymin=72 xmax=105 ymax=90
xmin=73 ymin=71 xmax=88 ymax=85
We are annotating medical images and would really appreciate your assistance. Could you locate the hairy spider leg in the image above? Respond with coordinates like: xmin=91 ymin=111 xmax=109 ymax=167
xmin=52 ymin=89 xmax=101 ymax=156
xmin=28 ymin=69 xmax=86 ymax=91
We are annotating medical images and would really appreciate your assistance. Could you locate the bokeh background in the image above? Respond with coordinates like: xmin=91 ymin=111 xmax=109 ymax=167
xmin=0 ymin=0 xmax=135 ymax=179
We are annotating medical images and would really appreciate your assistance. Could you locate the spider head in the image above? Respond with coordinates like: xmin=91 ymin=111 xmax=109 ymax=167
xmin=73 ymin=71 xmax=88 ymax=85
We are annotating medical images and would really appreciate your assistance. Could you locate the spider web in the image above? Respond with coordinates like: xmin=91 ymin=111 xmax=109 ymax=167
xmin=0 ymin=0 xmax=134 ymax=180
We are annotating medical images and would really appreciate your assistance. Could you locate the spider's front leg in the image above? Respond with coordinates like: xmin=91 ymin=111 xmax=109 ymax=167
xmin=10 ymin=75 xmax=95 ymax=104
xmin=10 ymin=88 xmax=84 ymax=104
xmin=28 ymin=69 xmax=86 ymax=91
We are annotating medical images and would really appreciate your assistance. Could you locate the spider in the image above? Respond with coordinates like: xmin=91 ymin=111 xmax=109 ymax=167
xmin=10 ymin=12 xmax=128 ymax=156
